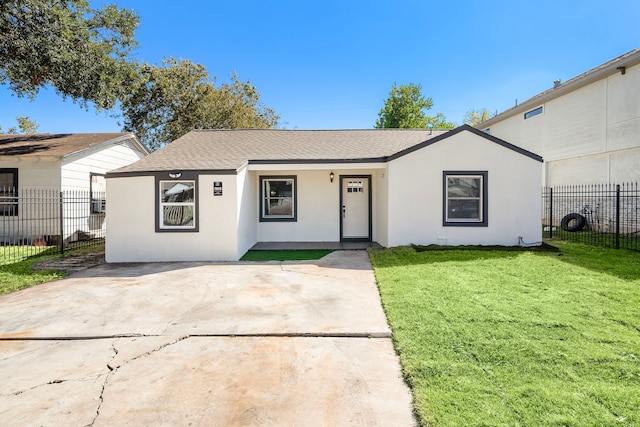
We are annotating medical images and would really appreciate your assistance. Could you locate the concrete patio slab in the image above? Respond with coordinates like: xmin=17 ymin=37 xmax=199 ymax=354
xmin=0 ymin=251 xmax=415 ymax=426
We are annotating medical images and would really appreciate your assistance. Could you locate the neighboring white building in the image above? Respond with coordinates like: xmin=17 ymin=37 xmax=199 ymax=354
xmin=0 ymin=133 xmax=149 ymax=243
xmin=106 ymin=125 xmax=543 ymax=262
xmin=0 ymin=132 xmax=149 ymax=192
xmin=479 ymin=48 xmax=640 ymax=186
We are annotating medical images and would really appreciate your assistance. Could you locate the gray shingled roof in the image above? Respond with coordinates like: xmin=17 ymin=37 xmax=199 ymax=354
xmin=0 ymin=133 xmax=140 ymax=157
xmin=110 ymin=128 xmax=451 ymax=173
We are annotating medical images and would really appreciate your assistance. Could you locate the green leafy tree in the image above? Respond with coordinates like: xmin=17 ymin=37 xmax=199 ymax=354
xmin=0 ymin=116 xmax=39 ymax=134
xmin=0 ymin=0 xmax=141 ymax=110
xmin=375 ymin=82 xmax=455 ymax=129
xmin=121 ymin=57 xmax=280 ymax=150
xmin=426 ymin=113 xmax=456 ymax=130
xmin=15 ymin=116 xmax=39 ymax=134
xmin=463 ymin=108 xmax=493 ymax=126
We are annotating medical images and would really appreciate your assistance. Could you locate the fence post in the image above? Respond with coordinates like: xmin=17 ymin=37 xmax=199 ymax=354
xmin=615 ymin=184 xmax=620 ymax=249
xmin=59 ymin=191 xmax=64 ymax=255
xmin=548 ymin=187 xmax=553 ymax=239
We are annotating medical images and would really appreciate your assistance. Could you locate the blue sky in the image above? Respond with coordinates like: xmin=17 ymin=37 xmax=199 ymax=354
xmin=1 ymin=0 xmax=639 ymax=134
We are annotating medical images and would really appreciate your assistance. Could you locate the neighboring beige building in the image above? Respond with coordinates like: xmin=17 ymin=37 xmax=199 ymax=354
xmin=106 ymin=126 xmax=542 ymax=262
xmin=479 ymin=48 xmax=640 ymax=186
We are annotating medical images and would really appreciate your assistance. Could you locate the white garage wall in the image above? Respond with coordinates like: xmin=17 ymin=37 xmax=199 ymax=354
xmin=374 ymin=168 xmax=389 ymax=247
xmin=106 ymin=174 xmax=241 ymax=262
xmin=236 ymin=167 xmax=257 ymax=258
xmin=387 ymin=131 xmax=542 ymax=247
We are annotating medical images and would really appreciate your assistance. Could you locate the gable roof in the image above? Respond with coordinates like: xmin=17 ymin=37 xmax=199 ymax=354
xmin=0 ymin=132 xmax=148 ymax=157
xmin=479 ymin=48 xmax=640 ymax=129
xmin=109 ymin=125 xmax=542 ymax=176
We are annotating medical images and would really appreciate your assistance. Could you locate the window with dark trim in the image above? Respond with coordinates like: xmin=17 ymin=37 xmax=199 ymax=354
xmin=524 ymin=106 xmax=543 ymax=119
xmin=443 ymin=171 xmax=488 ymax=227
xmin=259 ymin=176 xmax=297 ymax=222
xmin=0 ymin=168 xmax=18 ymax=216
xmin=90 ymin=173 xmax=106 ymax=213
xmin=156 ymin=174 xmax=198 ymax=232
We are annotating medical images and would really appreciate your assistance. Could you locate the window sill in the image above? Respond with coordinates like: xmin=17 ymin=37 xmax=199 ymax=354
xmin=443 ymin=221 xmax=488 ymax=227
xmin=259 ymin=217 xmax=297 ymax=222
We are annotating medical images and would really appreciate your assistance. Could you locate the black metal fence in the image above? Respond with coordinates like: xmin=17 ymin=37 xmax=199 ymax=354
xmin=0 ymin=188 xmax=106 ymax=264
xmin=542 ymin=182 xmax=639 ymax=251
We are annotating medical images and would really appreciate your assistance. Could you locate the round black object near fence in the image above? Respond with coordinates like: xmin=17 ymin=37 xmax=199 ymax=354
xmin=560 ymin=213 xmax=587 ymax=232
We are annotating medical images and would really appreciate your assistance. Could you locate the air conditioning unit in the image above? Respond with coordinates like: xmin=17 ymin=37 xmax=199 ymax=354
xmin=92 ymin=199 xmax=106 ymax=213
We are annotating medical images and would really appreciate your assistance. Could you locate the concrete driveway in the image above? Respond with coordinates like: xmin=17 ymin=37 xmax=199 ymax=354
xmin=0 ymin=251 xmax=415 ymax=426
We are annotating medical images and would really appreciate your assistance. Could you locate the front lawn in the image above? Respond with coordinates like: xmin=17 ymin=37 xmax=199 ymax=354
xmin=0 ymin=244 xmax=104 ymax=295
xmin=0 ymin=256 xmax=64 ymax=295
xmin=369 ymin=241 xmax=640 ymax=427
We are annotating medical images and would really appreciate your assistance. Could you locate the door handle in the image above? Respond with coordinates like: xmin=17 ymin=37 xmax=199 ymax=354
xmin=342 ymin=205 xmax=346 ymax=218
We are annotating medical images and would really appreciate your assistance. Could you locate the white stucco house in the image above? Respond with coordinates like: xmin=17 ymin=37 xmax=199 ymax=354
xmin=478 ymin=48 xmax=640 ymax=186
xmin=0 ymin=132 xmax=149 ymax=244
xmin=105 ymin=125 xmax=543 ymax=262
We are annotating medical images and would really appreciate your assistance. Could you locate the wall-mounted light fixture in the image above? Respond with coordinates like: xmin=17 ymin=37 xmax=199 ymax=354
xmin=168 ymin=172 xmax=182 ymax=179
xmin=330 ymin=171 xmax=335 ymax=183
xmin=617 ymin=66 xmax=626 ymax=75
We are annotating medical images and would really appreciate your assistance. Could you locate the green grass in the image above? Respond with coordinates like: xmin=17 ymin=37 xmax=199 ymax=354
xmin=241 ymin=249 xmax=333 ymax=261
xmin=369 ymin=241 xmax=640 ymax=427
xmin=548 ymin=229 xmax=639 ymax=252
xmin=0 ymin=243 xmax=104 ymax=295
xmin=0 ymin=245 xmax=58 ymax=266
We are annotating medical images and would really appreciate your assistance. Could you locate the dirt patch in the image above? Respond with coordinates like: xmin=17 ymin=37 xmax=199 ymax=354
xmin=32 ymin=251 xmax=105 ymax=274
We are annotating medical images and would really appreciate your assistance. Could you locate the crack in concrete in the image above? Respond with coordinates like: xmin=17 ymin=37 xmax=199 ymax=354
xmin=87 ymin=335 xmax=189 ymax=427
xmin=1 ymin=376 xmax=105 ymax=398
xmin=86 ymin=342 xmax=119 ymax=427
xmin=1 ymin=335 xmax=191 ymax=425
xmin=4 ymin=332 xmax=388 ymax=422
xmin=115 ymin=335 xmax=190 ymax=368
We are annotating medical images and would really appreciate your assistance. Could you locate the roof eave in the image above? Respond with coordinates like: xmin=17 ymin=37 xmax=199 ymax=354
xmin=389 ymin=125 xmax=542 ymax=162
xmin=107 ymin=168 xmax=239 ymax=178
xmin=478 ymin=48 xmax=640 ymax=129
xmin=248 ymin=157 xmax=389 ymax=165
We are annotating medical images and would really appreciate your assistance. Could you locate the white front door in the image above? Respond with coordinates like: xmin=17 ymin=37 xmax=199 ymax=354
xmin=341 ymin=176 xmax=370 ymax=240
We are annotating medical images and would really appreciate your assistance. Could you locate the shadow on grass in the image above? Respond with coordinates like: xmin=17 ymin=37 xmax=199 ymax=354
xmin=548 ymin=240 xmax=640 ymax=281
xmin=368 ymin=244 xmax=555 ymax=269
xmin=369 ymin=241 xmax=640 ymax=282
